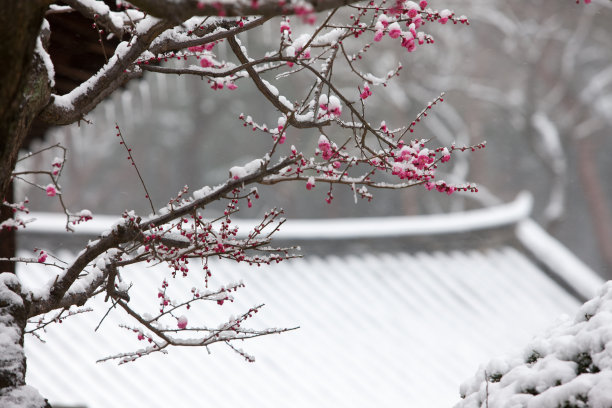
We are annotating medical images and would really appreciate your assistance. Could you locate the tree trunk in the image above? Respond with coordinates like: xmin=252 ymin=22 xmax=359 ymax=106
xmin=0 ymin=182 xmax=15 ymax=274
xmin=0 ymin=1 xmax=50 ymax=198
xmin=0 ymin=2 xmax=52 ymax=407
xmin=0 ymin=274 xmax=49 ymax=407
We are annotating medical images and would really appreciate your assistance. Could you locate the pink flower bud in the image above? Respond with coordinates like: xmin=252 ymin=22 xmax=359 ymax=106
xmin=45 ymin=184 xmax=57 ymax=197
xmin=388 ymin=22 xmax=402 ymax=39
xmin=306 ymin=176 xmax=315 ymax=190
xmin=177 ymin=316 xmax=188 ymax=329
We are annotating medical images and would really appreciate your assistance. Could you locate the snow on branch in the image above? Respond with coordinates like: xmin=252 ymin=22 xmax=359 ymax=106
xmin=39 ymin=16 xmax=173 ymax=125
xmin=27 ymin=155 xmax=299 ymax=318
xmin=128 ymin=0 xmax=361 ymax=21
xmin=62 ymin=0 xmax=127 ymax=38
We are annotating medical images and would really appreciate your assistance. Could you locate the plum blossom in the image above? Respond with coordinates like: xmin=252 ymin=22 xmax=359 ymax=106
xmin=360 ymin=83 xmax=372 ymax=100
xmin=441 ymin=147 xmax=451 ymax=162
xmin=45 ymin=184 xmax=57 ymax=197
xmin=318 ymin=94 xmax=328 ymax=111
xmin=200 ymin=56 xmax=214 ymax=68
xmin=374 ymin=29 xmax=384 ymax=42
xmin=37 ymin=250 xmax=47 ymax=263
xmin=439 ymin=9 xmax=453 ymax=24
xmin=51 ymin=157 xmax=63 ymax=176
xmin=306 ymin=176 xmax=315 ymax=190
xmin=177 ymin=315 xmax=188 ymax=329
xmin=280 ymin=19 xmax=291 ymax=34
xmin=318 ymin=135 xmax=333 ymax=160
xmin=327 ymin=95 xmax=342 ymax=117
xmin=388 ymin=22 xmax=402 ymax=39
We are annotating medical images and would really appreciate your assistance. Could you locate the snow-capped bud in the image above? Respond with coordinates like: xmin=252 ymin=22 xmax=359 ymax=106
xmin=306 ymin=176 xmax=315 ymax=190
xmin=388 ymin=22 xmax=402 ymax=39
xmin=46 ymin=184 xmax=57 ymax=197
xmin=319 ymin=94 xmax=328 ymax=110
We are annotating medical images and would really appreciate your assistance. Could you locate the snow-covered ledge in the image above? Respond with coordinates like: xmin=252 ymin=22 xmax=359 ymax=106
xmin=517 ymin=219 xmax=604 ymax=300
xmin=24 ymin=192 xmax=534 ymax=239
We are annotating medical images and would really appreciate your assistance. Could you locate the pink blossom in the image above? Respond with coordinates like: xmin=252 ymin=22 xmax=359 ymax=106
xmin=374 ymin=29 xmax=384 ymax=42
xmin=177 ymin=315 xmax=188 ymax=329
xmin=439 ymin=9 xmax=453 ymax=24
xmin=419 ymin=0 xmax=428 ymax=9
xmin=226 ymin=82 xmax=238 ymax=90
xmin=377 ymin=14 xmax=389 ymax=28
xmin=388 ymin=22 xmax=402 ymax=39
xmin=318 ymin=135 xmax=333 ymax=160
xmin=306 ymin=176 xmax=315 ymax=190
xmin=318 ymin=135 xmax=331 ymax=152
xmin=188 ymin=45 xmax=205 ymax=53
xmin=200 ymin=56 xmax=213 ymax=68
xmin=37 ymin=251 xmax=47 ymax=263
xmin=45 ymin=184 xmax=57 ymax=197
xmin=441 ymin=148 xmax=451 ymax=162
xmin=327 ymin=95 xmax=342 ymax=117
xmin=360 ymin=84 xmax=372 ymax=100
xmin=280 ymin=20 xmax=291 ymax=33
xmin=412 ymin=150 xmax=433 ymax=169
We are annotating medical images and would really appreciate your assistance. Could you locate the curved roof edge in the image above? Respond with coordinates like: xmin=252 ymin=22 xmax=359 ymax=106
xmin=271 ymin=191 xmax=533 ymax=240
xmin=516 ymin=219 xmax=604 ymax=300
xmin=24 ymin=192 xmax=534 ymax=239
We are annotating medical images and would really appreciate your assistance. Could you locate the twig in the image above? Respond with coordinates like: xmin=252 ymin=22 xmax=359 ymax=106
xmin=115 ymin=124 xmax=155 ymax=214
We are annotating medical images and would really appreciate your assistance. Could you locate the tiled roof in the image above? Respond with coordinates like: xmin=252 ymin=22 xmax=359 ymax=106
xmin=21 ymin=244 xmax=590 ymax=408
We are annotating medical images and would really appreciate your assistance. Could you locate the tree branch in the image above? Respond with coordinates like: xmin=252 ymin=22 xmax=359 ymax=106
xmin=38 ymin=17 xmax=172 ymax=125
xmin=128 ymin=0 xmax=360 ymax=21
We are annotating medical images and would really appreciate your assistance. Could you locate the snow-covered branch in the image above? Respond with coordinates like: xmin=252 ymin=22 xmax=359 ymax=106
xmin=128 ymin=0 xmax=361 ymax=20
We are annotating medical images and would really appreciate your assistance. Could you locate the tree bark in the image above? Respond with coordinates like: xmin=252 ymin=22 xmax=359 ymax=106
xmin=0 ymin=2 xmax=52 ymax=406
xmin=0 ymin=181 xmax=15 ymax=274
xmin=0 ymin=1 xmax=51 ymax=199
xmin=0 ymin=274 xmax=48 ymax=407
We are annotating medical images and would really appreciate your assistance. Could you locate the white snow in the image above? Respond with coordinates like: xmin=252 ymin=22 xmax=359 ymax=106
xmin=36 ymin=34 xmax=55 ymax=88
xmin=0 ymin=385 xmax=48 ymax=408
xmin=193 ymin=186 xmax=212 ymax=200
xmin=313 ymin=28 xmax=345 ymax=45
xmin=25 ymin=192 xmax=532 ymax=239
xmin=229 ymin=159 xmax=264 ymax=179
xmin=457 ymin=281 xmax=612 ymax=408
xmin=20 ymin=244 xmax=583 ymax=408
xmin=0 ymin=273 xmax=24 ymax=307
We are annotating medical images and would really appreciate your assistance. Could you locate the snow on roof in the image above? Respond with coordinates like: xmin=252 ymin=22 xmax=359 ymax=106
xmin=517 ymin=220 xmax=603 ymax=301
xmin=21 ymin=245 xmax=587 ymax=408
xmin=23 ymin=192 xmax=533 ymax=239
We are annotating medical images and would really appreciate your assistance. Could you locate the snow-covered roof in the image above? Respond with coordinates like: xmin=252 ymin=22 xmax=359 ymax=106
xmin=25 ymin=191 xmax=534 ymax=239
xmin=20 ymin=193 xmax=606 ymax=408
